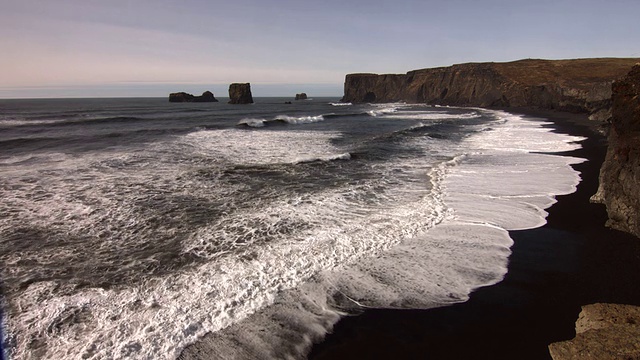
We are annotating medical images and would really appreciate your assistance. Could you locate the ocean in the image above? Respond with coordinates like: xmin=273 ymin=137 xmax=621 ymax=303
xmin=0 ymin=97 xmax=585 ymax=359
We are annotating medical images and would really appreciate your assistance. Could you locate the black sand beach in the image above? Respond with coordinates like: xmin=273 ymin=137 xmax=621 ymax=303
xmin=309 ymin=110 xmax=640 ymax=360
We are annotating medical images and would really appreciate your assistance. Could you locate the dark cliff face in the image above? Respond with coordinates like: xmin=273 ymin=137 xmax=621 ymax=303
xmin=228 ymin=83 xmax=254 ymax=104
xmin=342 ymin=58 xmax=639 ymax=117
xmin=593 ymin=64 xmax=640 ymax=237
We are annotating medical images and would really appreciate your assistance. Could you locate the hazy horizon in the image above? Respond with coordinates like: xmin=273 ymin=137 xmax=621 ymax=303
xmin=0 ymin=83 xmax=344 ymax=99
xmin=2 ymin=0 xmax=639 ymax=99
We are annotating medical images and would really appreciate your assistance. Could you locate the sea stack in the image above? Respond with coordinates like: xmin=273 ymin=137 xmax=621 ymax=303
xmin=295 ymin=93 xmax=308 ymax=100
xmin=228 ymin=83 xmax=254 ymax=104
xmin=169 ymin=91 xmax=218 ymax=102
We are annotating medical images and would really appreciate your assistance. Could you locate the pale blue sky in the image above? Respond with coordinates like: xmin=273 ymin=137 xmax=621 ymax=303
xmin=1 ymin=0 xmax=638 ymax=98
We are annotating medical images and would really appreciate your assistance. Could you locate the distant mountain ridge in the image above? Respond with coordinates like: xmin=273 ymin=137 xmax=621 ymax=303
xmin=342 ymin=58 xmax=639 ymax=119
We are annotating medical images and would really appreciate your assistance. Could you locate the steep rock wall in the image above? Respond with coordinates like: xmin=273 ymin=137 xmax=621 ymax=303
xmin=593 ymin=64 xmax=640 ymax=237
xmin=228 ymin=83 xmax=254 ymax=104
xmin=342 ymin=58 xmax=638 ymax=117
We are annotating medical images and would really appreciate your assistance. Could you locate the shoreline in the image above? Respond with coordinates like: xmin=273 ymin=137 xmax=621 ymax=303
xmin=308 ymin=109 xmax=640 ymax=359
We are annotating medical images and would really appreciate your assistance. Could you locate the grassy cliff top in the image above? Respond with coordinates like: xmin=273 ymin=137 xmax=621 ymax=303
xmin=404 ymin=58 xmax=640 ymax=89
xmin=493 ymin=58 xmax=640 ymax=88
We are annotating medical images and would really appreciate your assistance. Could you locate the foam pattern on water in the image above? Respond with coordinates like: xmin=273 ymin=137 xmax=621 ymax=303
xmin=179 ymin=111 xmax=586 ymax=359
xmin=2 ymin=109 xmax=586 ymax=360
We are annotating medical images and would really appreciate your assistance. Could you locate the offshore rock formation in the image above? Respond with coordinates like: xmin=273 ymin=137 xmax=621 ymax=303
xmin=169 ymin=91 xmax=218 ymax=103
xmin=342 ymin=58 xmax=639 ymax=118
xmin=548 ymin=303 xmax=640 ymax=359
xmin=228 ymin=83 xmax=254 ymax=104
xmin=592 ymin=64 xmax=640 ymax=238
xmin=295 ymin=93 xmax=308 ymax=100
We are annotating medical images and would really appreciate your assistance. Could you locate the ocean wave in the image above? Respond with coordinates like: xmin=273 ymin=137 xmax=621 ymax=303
xmin=274 ymin=114 xmax=325 ymax=124
xmin=0 ymin=118 xmax=69 ymax=127
xmin=367 ymin=107 xmax=398 ymax=117
xmin=382 ymin=111 xmax=482 ymax=121
xmin=237 ymin=118 xmax=267 ymax=128
xmin=294 ymin=152 xmax=351 ymax=164
xmin=2 ymin=103 xmax=589 ymax=360
xmin=237 ymin=115 xmax=325 ymax=128
xmin=330 ymin=102 xmax=352 ymax=106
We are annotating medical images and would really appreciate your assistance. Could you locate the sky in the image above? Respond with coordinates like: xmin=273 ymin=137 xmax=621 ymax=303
xmin=1 ymin=0 xmax=639 ymax=98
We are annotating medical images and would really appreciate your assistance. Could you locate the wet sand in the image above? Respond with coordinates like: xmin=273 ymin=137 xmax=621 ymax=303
xmin=309 ymin=110 xmax=640 ymax=360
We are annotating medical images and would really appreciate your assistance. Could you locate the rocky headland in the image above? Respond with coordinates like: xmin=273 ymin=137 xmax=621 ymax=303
xmin=342 ymin=58 xmax=638 ymax=121
xmin=592 ymin=64 xmax=640 ymax=238
xmin=548 ymin=64 xmax=640 ymax=359
xmin=169 ymin=91 xmax=218 ymax=102
xmin=228 ymin=83 xmax=254 ymax=104
xmin=338 ymin=58 xmax=640 ymax=359
xmin=342 ymin=58 xmax=640 ymax=238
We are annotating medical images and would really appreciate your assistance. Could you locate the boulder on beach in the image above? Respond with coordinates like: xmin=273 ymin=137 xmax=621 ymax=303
xmin=295 ymin=93 xmax=308 ymax=100
xmin=228 ymin=83 xmax=254 ymax=104
xmin=169 ymin=91 xmax=218 ymax=103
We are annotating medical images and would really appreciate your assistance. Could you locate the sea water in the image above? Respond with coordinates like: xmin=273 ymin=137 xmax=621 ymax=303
xmin=0 ymin=98 xmax=585 ymax=359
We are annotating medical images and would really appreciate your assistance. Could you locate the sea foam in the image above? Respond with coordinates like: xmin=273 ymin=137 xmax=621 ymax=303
xmin=2 ymin=108 xmax=586 ymax=360
xmin=178 ymin=110 xmax=586 ymax=359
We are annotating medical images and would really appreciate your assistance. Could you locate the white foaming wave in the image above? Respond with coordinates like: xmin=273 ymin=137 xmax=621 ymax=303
xmin=3 ymin=110 xmax=588 ymax=360
xmin=7 ymin=142 xmax=448 ymax=360
xmin=238 ymin=115 xmax=325 ymax=127
xmin=182 ymin=128 xmax=343 ymax=166
xmin=330 ymin=102 xmax=352 ymax=106
xmin=443 ymin=110 xmax=585 ymax=232
xmin=0 ymin=118 xmax=68 ymax=127
xmin=369 ymin=102 xmax=408 ymax=108
xmin=274 ymin=114 xmax=325 ymax=124
xmin=473 ymin=111 xmax=587 ymax=153
xmin=366 ymin=102 xmax=413 ymax=117
xmin=367 ymin=107 xmax=398 ymax=117
xmin=237 ymin=118 xmax=267 ymax=127
xmin=294 ymin=152 xmax=351 ymax=164
xmin=175 ymin=109 xmax=589 ymax=359
xmin=383 ymin=112 xmax=482 ymax=121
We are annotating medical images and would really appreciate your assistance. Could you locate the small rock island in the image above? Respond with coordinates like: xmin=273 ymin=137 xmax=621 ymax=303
xmin=228 ymin=83 xmax=254 ymax=104
xmin=169 ymin=91 xmax=218 ymax=103
xmin=295 ymin=93 xmax=308 ymax=100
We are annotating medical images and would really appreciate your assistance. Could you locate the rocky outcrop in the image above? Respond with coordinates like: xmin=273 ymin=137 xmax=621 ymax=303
xmin=592 ymin=64 xmax=640 ymax=237
xmin=228 ymin=83 xmax=254 ymax=104
xmin=342 ymin=58 xmax=639 ymax=118
xmin=295 ymin=93 xmax=308 ymax=100
xmin=548 ymin=303 xmax=640 ymax=359
xmin=169 ymin=91 xmax=218 ymax=102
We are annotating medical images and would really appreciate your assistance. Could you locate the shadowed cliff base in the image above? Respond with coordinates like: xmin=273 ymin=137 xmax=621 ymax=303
xmin=309 ymin=110 xmax=640 ymax=360
xmin=342 ymin=58 xmax=639 ymax=120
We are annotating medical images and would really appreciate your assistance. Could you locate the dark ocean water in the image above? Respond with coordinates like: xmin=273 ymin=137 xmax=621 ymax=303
xmin=0 ymin=98 xmax=586 ymax=359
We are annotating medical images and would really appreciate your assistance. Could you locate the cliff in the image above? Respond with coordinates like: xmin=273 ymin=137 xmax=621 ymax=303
xmin=169 ymin=91 xmax=218 ymax=102
xmin=548 ymin=303 xmax=640 ymax=359
xmin=342 ymin=58 xmax=639 ymax=118
xmin=592 ymin=64 xmax=640 ymax=238
xmin=228 ymin=83 xmax=254 ymax=104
